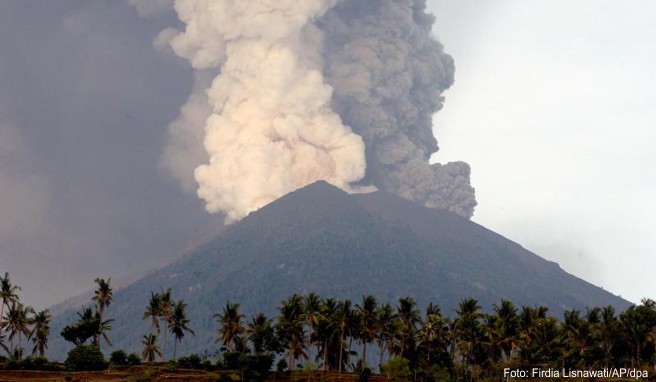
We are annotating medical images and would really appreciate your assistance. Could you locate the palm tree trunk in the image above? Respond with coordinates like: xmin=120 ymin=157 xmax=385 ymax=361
xmin=162 ymin=320 xmax=168 ymax=361
xmin=323 ymin=338 xmax=328 ymax=370
xmin=338 ymin=331 xmax=344 ymax=372
xmin=173 ymin=340 xmax=177 ymax=360
xmin=362 ymin=340 xmax=367 ymax=366
xmin=307 ymin=323 xmax=313 ymax=363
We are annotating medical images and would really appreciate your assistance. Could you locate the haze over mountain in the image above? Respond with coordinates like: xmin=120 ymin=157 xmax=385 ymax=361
xmin=47 ymin=181 xmax=630 ymax=358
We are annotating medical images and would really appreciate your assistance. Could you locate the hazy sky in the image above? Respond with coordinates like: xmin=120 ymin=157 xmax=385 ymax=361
xmin=427 ymin=0 xmax=656 ymax=304
xmin=0 ymin=1 xmax=653 ymax=309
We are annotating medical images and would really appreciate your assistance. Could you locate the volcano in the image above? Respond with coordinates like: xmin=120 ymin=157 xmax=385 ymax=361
xmin=48 ymin=181 xmax=630 ymax=358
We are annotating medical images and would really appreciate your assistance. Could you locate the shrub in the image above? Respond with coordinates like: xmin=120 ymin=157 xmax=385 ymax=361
xmin=359 ymin=366 xmax=372 ymax=382
xmin=381 ymin=357 xmax=410 ymax=382
xmin=165 ymin=359 xmax=177 ymax=372
xmin=127 ymin=353 xmax=142 ymax=366
xmin=5 ymin=356 xmax=53 ymax=371
xmin=64 ymin=344 xmax=108 ymax=371
xmin=178 ymin=354 xmax=203 ymax=369
xmin=110 ymin=349 xmax=128 ymax=365
xmin=276 ymin=358 xmax=288 ymax=373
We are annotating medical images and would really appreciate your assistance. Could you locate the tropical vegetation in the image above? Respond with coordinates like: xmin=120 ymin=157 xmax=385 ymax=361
xmin=1 ymin=271 xmax=656 ymax=382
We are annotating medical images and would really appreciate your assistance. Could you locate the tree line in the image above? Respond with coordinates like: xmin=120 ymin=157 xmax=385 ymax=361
xmin=2 ymin=272 xmax=656 ymax=381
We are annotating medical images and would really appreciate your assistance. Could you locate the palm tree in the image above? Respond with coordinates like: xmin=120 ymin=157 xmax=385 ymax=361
xmin=377 ymin=303 xmax=399 ymax=366
xmin=453 ymin=297 xmax=483 ymax=370
xmin=316 ymin=297 xmax=339 ymax=370
xmin=396 ymin=297 xmax=420 ymax=358
xmin=277 ymin=294 xmax=307 ymax=370
xmin=302 ymin=292 xmax=322 ymax=361
xmin=0 ymin=272 xmax=20 ymax=330
xmin=215 ymin=301 xmax=246 ymax=352
xmin=29 ymin=309 xmax=51 ymax=356
xmin=159 ymin=288 xmax=173 ymax=359
xmin=2 ymin=302 xmax=34 ymax=359
xmin=143 ymin=291 xmax=162 ymax=335
xmin=355 ymin=295 xmax=379 ymax=367
xmin=92 ymin=278 xmax=113 ymax=319
xmin=141 ymin=333 xmax=161 ymax=363
xmin=334 ymin=299 xmax=357 ymax=372
xmin=247 ymin=313 xmax=274 ymax=354
xmin=168 ymin=299 xmax=194 ymax=360
xmin=599 ymin=306 xmax=618 ymax=367
xmin=492 ymin=299 xmax=518 ymax=361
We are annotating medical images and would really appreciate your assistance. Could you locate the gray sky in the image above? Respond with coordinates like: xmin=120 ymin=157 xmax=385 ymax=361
xmin=427 ymin=0 xmax=656 ymax=304
xmin=0 ymin=1 xmax=653 ymax=308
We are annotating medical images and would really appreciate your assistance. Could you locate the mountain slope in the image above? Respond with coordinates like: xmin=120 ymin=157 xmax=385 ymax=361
xmin=48 ymin=181 xmax=630 ymax=358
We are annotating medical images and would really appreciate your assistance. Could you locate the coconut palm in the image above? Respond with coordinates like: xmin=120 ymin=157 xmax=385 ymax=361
xmin=168 ymin=299 xmax=194 ymax=360
xmin=453 ymin=297 xmax=483 ymax=368
xmin=2 ymin=302 xmax=34 ymax=359
xmin=92 ymin=278 xmax=113 ymax=319
xmin=0 ymin=272 xmax=20 ymax=329
xmin=377 ymin=302 xmax=399 ymax=366
xmin=419 ymin=304 xmax=450 ymax=364
xmin=355 ymin=295 xmax=379 ymax=367
xmin=277 ymin=294 xmax=307 ymax=370
xmin=215 ymin=301 xmax=246 ymax=351
xmin=302 ymin=292 xmax=322 ymax=360
xmin=333 ymin=299 xmax=357 ymax=371
xmin=143 ymin=291 xmax=162 ymax=335
xmin=247 ymin=312 xmax=274 ymax=354
xmin=92 ymin=278 xmax=113 ymax=348
xmin=29 ymin=309 xmax=51 ymax=356
xmin=316 ymin=297 xmax=338 ymax=370
xmin=396 ymin=297 xmax=420 ymax=358
xmin=141 ymin=333 xmax=161 ymax=363
xmin=159 ymin=288 xmax=173 ymax=359
xmin=492 ymin=299 xmax=518 ymax=361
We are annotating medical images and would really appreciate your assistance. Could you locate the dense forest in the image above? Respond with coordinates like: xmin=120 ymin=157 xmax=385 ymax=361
xmin=1 ymin=273 xmax=655 ymax=381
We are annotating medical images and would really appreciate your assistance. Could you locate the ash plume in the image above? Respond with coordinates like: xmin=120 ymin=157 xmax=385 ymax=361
xmin=156 ymin=0 xmax=476 ymax=222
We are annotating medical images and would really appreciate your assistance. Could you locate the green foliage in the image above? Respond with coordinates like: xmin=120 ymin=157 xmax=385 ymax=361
xmin=110 ymin=349 xmax=128 ymax=365
xmin=127 ymin=353 xmax=142 ymax=365
xmin=165 ymin=359 xmax=178 ymax=372
xmin=381 ymin=357 xmax=410 ymax=382
xmin=64 ymin=344 xmax=108 ymax=371
xmin=109 ymin=350 xmax=141 ymax=366
xmin=60 ymin=316 xmax=99 ymax=346
xmin=5 ymin=356 xmax=56 ymax=371
xmin=220 ymin=351 xmax=273 ymax=382
xmin=177 ymin=353 xmax=203 ymax=369
xmin=358 ymin=366 xmax=372 ymax=382
xmin=276 ymin=358 xmax=288 ymax=373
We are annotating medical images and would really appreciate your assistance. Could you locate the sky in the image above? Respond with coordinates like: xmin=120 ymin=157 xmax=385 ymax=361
xmin=0 ymin=0 xmax=653 ymax=309
xmin=427 ymin=0 xmax=656 ymax=304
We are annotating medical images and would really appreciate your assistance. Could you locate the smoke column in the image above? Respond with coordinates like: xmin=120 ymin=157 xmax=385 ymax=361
xmin=321 ymin=0 xmax=476 ymax=218
xmin=158 ymin=0 xmax=476 ymax=222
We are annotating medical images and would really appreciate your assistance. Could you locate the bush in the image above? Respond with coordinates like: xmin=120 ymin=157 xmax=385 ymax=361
xmin=127 ymin=353 xmax=142 ymax=366
xmin=5 ymin=356 xmax=54 ymax=371
xmin=64 ymin=344 xmax=108 ymax=371
xmin=381 ymin=357 xmax=410 ymax=382
xmin=165 ymin=359 xmax=177 ymax=372
xmin=110 ymin=349 xmax=128 ymax=365
xmin=276 ymin=358 xmax=288 ymax=373
xmin=178 ymin=354 xmax=203 ymax=369
xmin=359 ymin=366 xmax=372 ymax=382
